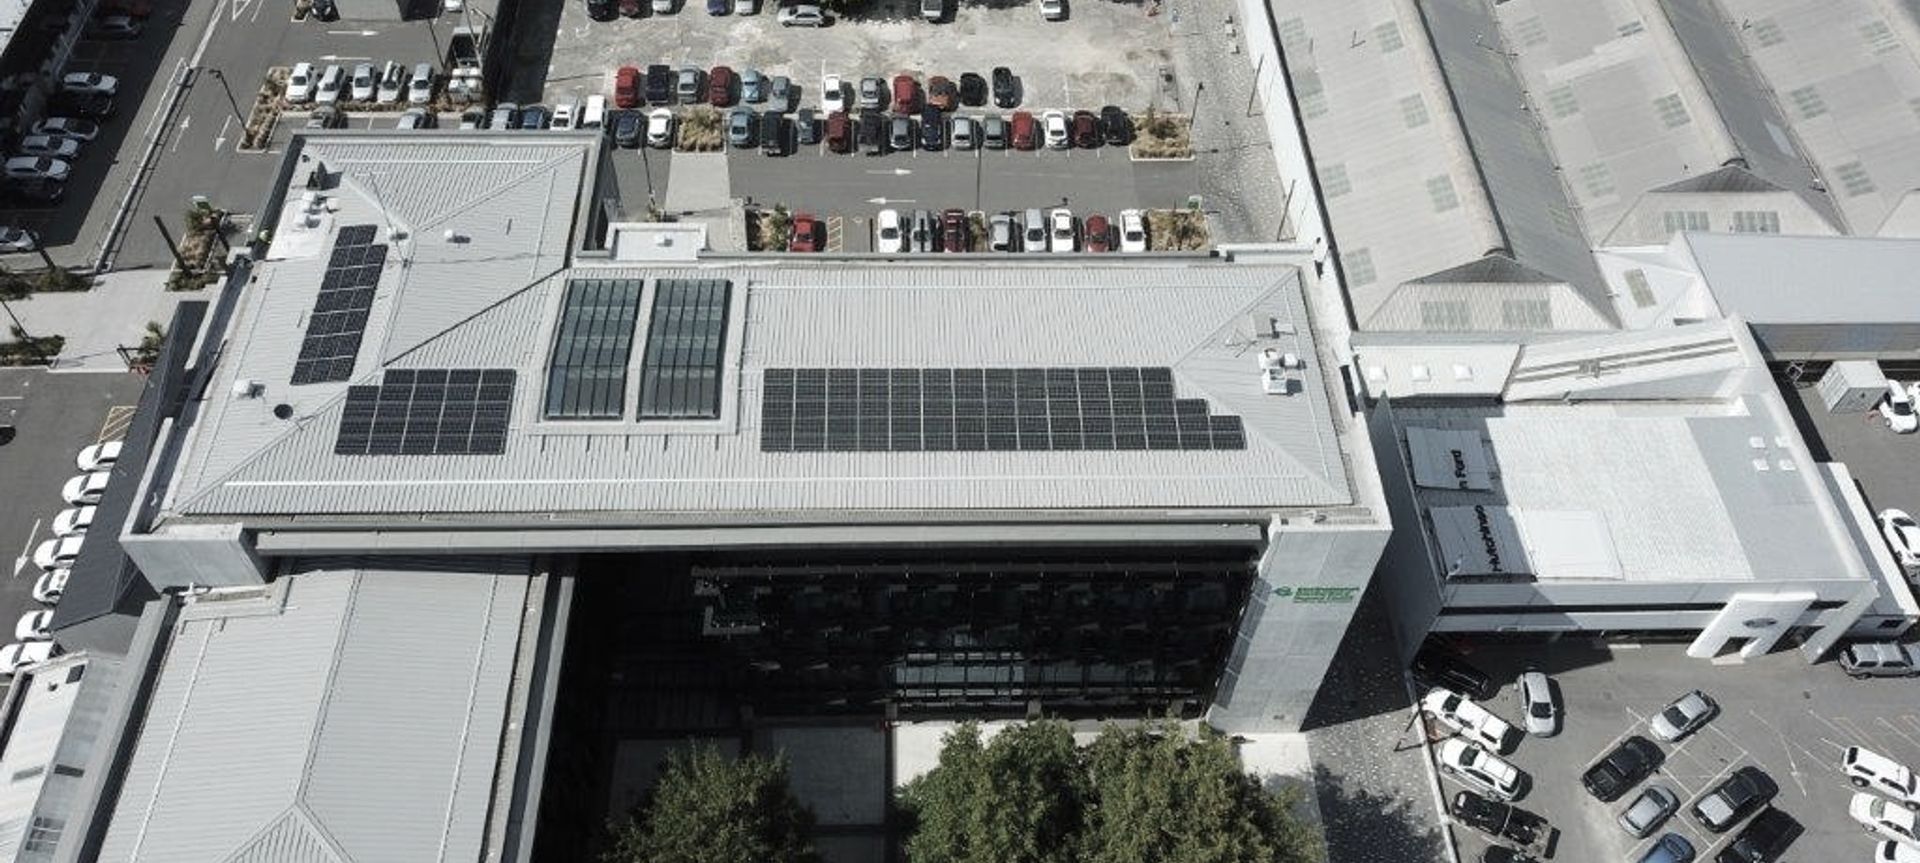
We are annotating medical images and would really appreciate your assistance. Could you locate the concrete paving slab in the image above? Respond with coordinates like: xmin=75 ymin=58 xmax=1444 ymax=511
xmin=7 ymin=271 xmax=189 ymax=373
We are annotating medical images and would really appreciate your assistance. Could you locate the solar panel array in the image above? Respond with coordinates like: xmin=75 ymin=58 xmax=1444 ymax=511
xmin=292 ymin=224 xmax=386 ymax=385
xmin=638 ymin=279 xmax=731 ymax=420
xmin=759 ymin=367 xmax=1247 ymax=453
xmin=545 ymin=278 xmax=643 ymax=420
xmin=334 ymin=368 xmax=516 ymax=456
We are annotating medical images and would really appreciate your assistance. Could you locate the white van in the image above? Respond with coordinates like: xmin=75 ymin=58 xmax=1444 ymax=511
xmin=1847 ymin=746 xmax=1920 ymax=809
xmin=580 ymin=94 xmax=606 ymax=129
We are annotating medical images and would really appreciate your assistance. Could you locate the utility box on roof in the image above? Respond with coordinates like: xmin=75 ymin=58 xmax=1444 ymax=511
xmin=1818 ymin=360 xmax=1886 ymax=414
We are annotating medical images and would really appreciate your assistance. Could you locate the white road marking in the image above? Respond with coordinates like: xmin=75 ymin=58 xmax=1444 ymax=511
xmin=213 ymin=114 xmax=232 ymax=151
xmin=170 ymin=114 xmax=189 ymax=153
xmin=13 ymin=518 xmax=42 ymax=578
xmin=1876 ymin=716 xmax=1920 ymax=753
xmin=1746 ymin=709 xmax=1809 ymax=798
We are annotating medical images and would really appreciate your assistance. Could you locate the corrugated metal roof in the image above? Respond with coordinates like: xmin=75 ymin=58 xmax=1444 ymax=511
xmin=94 ymin=561 xmax=530 ymax=863
xmin=0 ymin=655 xmax=116 ymax=863
xmin=168 ymin=262 xmax=1356 ymax=519
xmin=1680 ymin=232 xmax=1920 ymax=323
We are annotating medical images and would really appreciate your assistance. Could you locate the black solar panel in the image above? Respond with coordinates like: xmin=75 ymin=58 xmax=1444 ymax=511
xmin=334 ymin=368 xmax=516 ymax=456
xmin=758 ymin=367 xmax=1248 ymax=453
xmin=292 ymin=224 xmax=386 ymax=386
xmin=545 ymin=278 xmax=643 ymax=419
xmin=638 ymin=279 xmax=730 ymax=420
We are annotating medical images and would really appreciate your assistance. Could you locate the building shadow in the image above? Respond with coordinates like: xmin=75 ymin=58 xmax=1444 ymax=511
xmin=1302 ymin=583 xmax=1416 ymax=731
xmin=496 ymin=0 xmax=564 ymax=102
xmin=1310 ymin=763 xmax=1447 ymax=863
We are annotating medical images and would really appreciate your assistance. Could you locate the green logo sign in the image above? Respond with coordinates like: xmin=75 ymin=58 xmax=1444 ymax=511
xmin=1273 ymin=585 xmax=1359 ymax=604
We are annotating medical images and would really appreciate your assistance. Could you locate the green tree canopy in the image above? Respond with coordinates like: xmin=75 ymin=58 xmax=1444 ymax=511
xmin=603 ymin=746 xmax=820 ymax=863
xmin=898 ymin=720 xmax=1087 ymax=863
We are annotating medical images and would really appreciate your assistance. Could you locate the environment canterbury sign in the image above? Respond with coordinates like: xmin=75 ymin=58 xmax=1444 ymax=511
xmin=1271 ymin=585 xmax=1360 ymax=604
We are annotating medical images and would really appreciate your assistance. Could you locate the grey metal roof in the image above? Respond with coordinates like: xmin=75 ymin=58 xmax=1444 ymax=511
xmin=95 ymin=560 xmax=531 ymax=863
xmin=0 ymin=655 xmax=119 ymax=863
xmin=164 ymin=258 xmax=1356 ymax=520
xmin=1680 ymin=231 xmax=1920 ymax=323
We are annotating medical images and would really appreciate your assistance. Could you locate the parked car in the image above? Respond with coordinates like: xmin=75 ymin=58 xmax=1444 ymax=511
xmin=619 ymin=0 xmax=641 ymax=16
xmin=776 ymin=4 xmax=824 ymax=25
xmin=1450 ymin=789 xmax=1546 ymax=846
xmin=727 ymin=107 xmax=755 ymax=146
xmin=918 ymin=107 xmax=944 ymax=149
xmin=615 ymin=66 xmax=642 ymax=108
xmin=742 ymin=69 xmax=766 ymax=103
xmin=0 ymin=642 xmax=55 ymax=675
xmin=1619 ymin=785 xmax=1679 ymax=838
xmin=1715 ymin=807 xmax=1797 ymax=863
xmin=4 ymin=157 xmax=70 ymax=183
xmin=940 ymin=208 xmax=968 ymax=252
xmin=1852 ymin=792 xmax=1920 ymax=847
xmin=460 ymin=106 xmax=487 ymax=129
xmin=1878 ymin=841 xmax=1920 ymax=862
xmin=0 ymin=227 xmax=36 ymax=253
xmin=305 ymin=105 xmax=345 ymax=129
xmin=49 ymin=91 xmax=115 ymax=118
xmin=53 ymin=505 xmax=97 ymax=538
xmin=671 ymin=67 xmax=700 ymax=104
xmin=1100 ymin=105 xmax=1131 ymax=145
xmin=1881 ymin=508 xmax=1920 ymax=568
xmin=888 ymin=115 xmax=913 ymax=151
xmin=1084 ymin=213 xmax=1111 ymax=252
xmin=60 ymin=71 xmax=116 ymax=96
xmin=988 ymin=212 xmax=1014 ymax=251
xmin=376 ymin=61 xmax=405 ymax=103
xmin=612 ymin=110 xmax=643 ymax=147
xmin=909 ymin=210 xmax=933 ymax=252
xmin=1047 ymin=208 xmax=1076 ymax=252
xmin=859 ymin=110 xmax=885 ymax=155
xmin=652 ymin=0 xmax=673 ymax=11
xmin=1038 ymin=0 xmax=1064 ymax=19
xmin=892 ymin=74 xmax=919 ymax=114
xmin=1042 ymin=109 xmax=1069 ymax=148
xmin=1437 ymin=738 xmax=1524 ymax=801
xmin=1636 ymin=834 xmax=1695 ymax=863
xmin=1117 ymin=208 xmax=1147 ymax=253
xmin=2 ymin=179 xmax=64 ymax=206
xmin=32 ymin=536 xmax=83 ymax=571
xmin=760 ymin=111 xmax=786 ymax=155
xmin=32 ymin=117 xmax=99 ymax=141
xmin=788 ymin=213 xmax=820 ymax=252
xmin=1010 ymin=110 xmax=1036 ymax=149
xmin=489 ymin=102 xmax=519 ymax=129
xmin=408 ymin=63 xmax=433 ymax=104
xmin=959 ymin=72 xmax=987 ymax=107
xmin=518 ymin=104 xmax=550 ymax=129
xmin=951 ymin=114 xmax=976 ymax=149
xmin=581 ymin=94 xmax=606 ymax=128
xmin=32 ymin=569 xmax=68 ymax=605
xmin=928 ymin=76 xmax=957 ymax=111
xmin=587 ymin=0 xmax=618 ymax=19
xmin=1583 ymin=735 xmax=1662 ymax=802
xmin=768 ymin=76 xmax=794 ymax=112
xmin=1881 ymin=380 xmax=1918 ymax=433
xmin=1840 ymin=642 xmax=1920 ymax=679
xmin=89 ymin=14 xmax=142 ymax=37
xmin=1482 ymin=850 xmax=1538 ymax=863
xmin=982 ymin=114 xmax=1008 ymax=149
xmin=1690 ymin=767 xmax=1776 ymax=832
xmin=919 ymin=0 xmax=941 ymax=21
xmin=316 ymin=65 xmax=345 ymax=103
xmin=826 ymin=111 xmax=851 ymax=153
xmin=704 ymin=0 xmax=728 ymax=14
xmin=821 ymin=74 xmax=847 ymax=113
xmin=709 ymin=66 xmax=736 ymax=106
xmin=395 ymin=107 xmax=435 ymax=128
xmin=857 ymin=76 xmax=884 ymax=110
xmin=62 ymin=471 xmax=110 ymax=505
xmin=1021 ymin=208 xmax=1046 ymax=251
xmin=1421 ymin=687 xmax=1516 ymax=751
xmin=1650 ymin=690 xmax=1718 ymax=742
xmin=14 ymin=610 xmax=51 ymax=642
xmin=645 ymin=64 xmax=673 ymax=105
xmin=795 ymin=107 xmax=818 ymax=144
xmin=1411 ymin=645 xmax=1495 ymax=699
xmin=875 ymin=209 xmax=905 ymax=254
xmin=1846 ymin=746 xmax=1920 ymax=809
xmin=15 ymin=135 xmax=80 ymax=160
xmin=1071 ymin=110 xmax=1098 ymax=147
xmin=991 ymin=65 xmax=1017 ymax=108
xmin=349 ymin=63 xmax=376 ymax=101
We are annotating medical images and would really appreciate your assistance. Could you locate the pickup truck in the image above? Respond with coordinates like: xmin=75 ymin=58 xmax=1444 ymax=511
xmin=1422 ymin=687 xmax=1517 ymax=752
xmin=1450 ymin=790 xmax=1549 ymax=849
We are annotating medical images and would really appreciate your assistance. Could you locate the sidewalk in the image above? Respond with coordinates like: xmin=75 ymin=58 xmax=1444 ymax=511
xmin=5 ymin=270 xmax=192 ymax=373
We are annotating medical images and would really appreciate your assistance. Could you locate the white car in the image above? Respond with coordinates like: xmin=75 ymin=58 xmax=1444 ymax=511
xmin=1883 ymin=380 xmax=1919 ymax=434
xmin=33 ymin=536 xmax=83 ymax=571
xmin=1649 ymin=689 xmax=1717 ymax=742
xmin=551 ymin=98 xmax=579 ymax=130
xmin=1880 ymin=840 xmax=1920 ymax=862
xmin=1421 ymin=687 xmax=1515 ymax=751
xmin=0 ymin=227 xmax=35 ymax=253
xmin=349 ymin=63 xmax=376 ymax=102
xmin=61 ymin=72 xmax=118 ymax=95
xmin=822 ymin=75 xmax=847 ymax=114
xmin=15 ymin=135 xmax=79 ymax=160
xmin=77 ymin=440 xmax=122 ymax=472
xmin=316 ymin=64 xmax=344 ymax=103
xmin=62 ymin=471 xmax=111 ymax=505
xmin=1118 ymin=208 xmax=1147 ymax=253
xmin=32 ymin=117 xmax=99 ymax=141
xmin=52 ymin=505 xmax=95 ymax=538
xmin=5 ymin=156 xmax=70 ymax=183
xmin=14 ymin=610 xmax=52 ymax=642
xmin=1853 ymin=792 xmax=1920 ymax=848
xmin=777 ymin=4 xmax=824 ymax=25
xmin=1042 ymin=109 xmax=1069 ymax=149
xmin=286 ymin=61 xmax=316 ymax=102
xmin=875 ymin=209 xmax=905 ymax=253
xmin=408 ymin=63 xmax=433 ymax=104
xmin=646 ymin=108 xmax=674 ymax=147
xmin=0 ymin=642 xmax=55 ymax=675
xmin=652 ymin=0 xmax=673 ymax=12
xmin=1437 ymin=738 xmax=1524 ymax=801
xmin=1847 ymin=746 xmax=1920 ymax=810
xmin=1048 ymin=208 xmax=1076 ymax=253
xmin=376 ymin=61 xmax=405 ymax=103
xmin=32 ymin=569 xmax=68 ymax=605
xmin=1039 ymin=0 xmax=1064 ymax=19
xmin=1883 ymin=509 xmax=1920 ymax=569
xmin=1514 ymin=670 xmax=1560 ymax=737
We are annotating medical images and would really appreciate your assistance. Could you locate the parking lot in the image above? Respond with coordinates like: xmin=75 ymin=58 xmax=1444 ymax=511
xmin=1784 ymin=376 xmax=1920 ymax=533
xmin=1429 ymin=639 xmax=1920 ymax=862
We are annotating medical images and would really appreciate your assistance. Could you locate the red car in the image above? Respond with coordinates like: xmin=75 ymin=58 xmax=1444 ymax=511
xmin=614 ymin=66 xmax=641 ymax=109
xmin=940 ymin=208 xmax=968 ymax=252
xmin=790 ymin=214 xmax=821 ymax=252
xmin=891 ymin=74 xmax=919 ymax=114
xmin=708 ymin=65 xmax=735 ymax=106
xmin=826 ymin=111 xmax=851 ymax=153
xmin=1084 ymin=213 xmax=1111 ymax=252
xmin=1072 ymin=110 xmax=1099 ymax=148
xmin=1010 ymin=110 xmax=1036 ymax=150
xmin=619 ymin=0 xmax=643 ymax=15
xmin=927 ymin=75 xmax=957 ymax=111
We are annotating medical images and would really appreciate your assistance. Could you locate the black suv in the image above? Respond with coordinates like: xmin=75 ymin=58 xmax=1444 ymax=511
xmin=991 ymin=66 xmax=1018 ymax=108
xmin=1714 ymin=807 xmax=1799 ymax=863
xmin=1582 ymin=736 xmax=1662 ymax=802
xmin=958 ymin=72 xmax=987 ymax=107
xmin=760 ymin=112 xmax=786 ymax=155
xmin=1450 ymin=790 xmax=1545 ymax=847
xmin=645 ymin=65 xmax=673 ymax=105
xmin=1410 ymin=645 xmax=1494 ymax=700
xmin=1100 ymin=105 xmax=1131 ymax=145
xmin=858 ymin=110 xmax=886 ymax=155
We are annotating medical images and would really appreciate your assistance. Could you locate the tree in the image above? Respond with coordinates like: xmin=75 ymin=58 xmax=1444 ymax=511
xmin=602 ymin=746 xmax=820 ymax=863
xmin=898 ymin=721 xmax=1087 ymax=863
xmin=1081 ymin=724 xmax=1322 ymax=863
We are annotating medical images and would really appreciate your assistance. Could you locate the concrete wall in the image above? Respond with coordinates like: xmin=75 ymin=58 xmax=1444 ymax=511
xmin=1364 ymin=399 xmax=1448 ymax=660
xmin=120 ymin=522 xmax=266 ymax=589
xmin=1208 ymin=517 xmax=1390 ymax=732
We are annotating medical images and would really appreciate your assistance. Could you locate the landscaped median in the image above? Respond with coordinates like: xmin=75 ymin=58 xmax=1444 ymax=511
xmin=1129 ymin=109 xmax=1194 ymax=160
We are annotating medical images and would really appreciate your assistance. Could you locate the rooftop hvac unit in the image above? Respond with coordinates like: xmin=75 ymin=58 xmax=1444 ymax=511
xmin=230 ymin=379 xmax=262 ymax=399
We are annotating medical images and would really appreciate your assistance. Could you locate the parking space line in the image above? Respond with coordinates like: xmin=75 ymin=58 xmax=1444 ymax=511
xmin=1805 ymin=708 xmax=1854 ymax=744
xmin=1833 ymin=715 xmax=1878 ymax=748
xmin=1876 ymin=716 xmax=1920 ymax=754
xmin=1745 ymin=709 xmax=1811 ymax=798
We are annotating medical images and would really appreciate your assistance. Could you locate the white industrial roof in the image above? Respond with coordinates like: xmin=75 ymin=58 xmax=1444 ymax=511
xmin=159 ymin=135 xmax=1356 ymax=523
xmin=95 ymin=560 xmax=530 ymax=863
xmin=1599 ymin=232 xmax=1920 ymax=327
xmin=0 ymin=655 xmax=112 ymax=863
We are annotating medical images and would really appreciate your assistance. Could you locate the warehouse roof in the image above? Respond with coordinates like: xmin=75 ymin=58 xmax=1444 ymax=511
xmin=156 ymin=135 xmax=1357 ymax=523
xmin=95 ymin=560 xmax=531 ymax=863
xmin=1598 ymin=232 xmax=1920 ymax=327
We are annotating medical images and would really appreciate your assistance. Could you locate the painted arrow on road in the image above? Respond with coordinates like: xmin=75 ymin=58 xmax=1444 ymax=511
xmin=863 ymin=168 xmax=912 ymax=176
xmin=14 ymin=517 xmax=41 ymax=577
xmin=214 ymin=115 xmax=232 ymax=152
